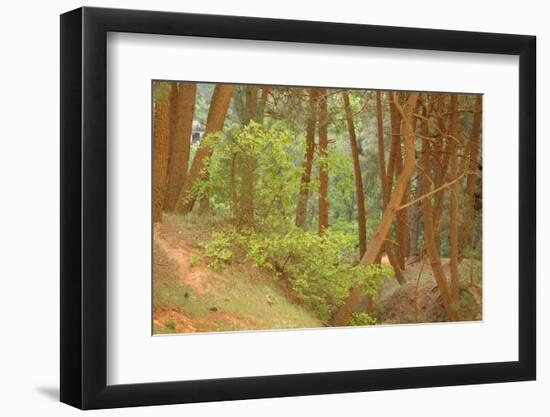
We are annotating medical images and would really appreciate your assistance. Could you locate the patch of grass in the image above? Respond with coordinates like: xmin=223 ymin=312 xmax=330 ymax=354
xmin=189 ymin=253 xmax=201 ymax=267
xmin=163 ymin=212 xmax=226 ymax=248
xmin=153 ymin=217 xmax=322 ymax=333
xmin=215 ymin=266 xmax=320 ymax=328
xmin=154 ymin=280 xmax=211 ymax=318
xmin=165 ymin=319 xmax=176 ymax=331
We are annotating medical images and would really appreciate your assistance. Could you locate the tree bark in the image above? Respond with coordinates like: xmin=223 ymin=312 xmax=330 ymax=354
xmin=163 ymin=82 xmax=196 ymax=212
xmin=409 ymin=167 xmax=423 ymax=258
xmin=152 ymin=83 xmax=173 ymax=223
xmin=375 ymin=91 xmax=389 ymax=202
xmin=230 ymin=153 xmax=239 ymax=219
xmin=374 ymin=91 xmax=405 ymax=281
xmin=330 ymin=92 xmax=419 ymax=326
xmin=389 ymin=96 xmax=408 ymax=269
xmin=409 ymin=105 xmax=423 ymax=258
xmin=448 ymin=95 xmax=461 ymax=308
xmin=420 ymin=107 xmax=459 ymax=321
xmin=295 ymin=89 xmax=319 ymax=228
xmin=432 ymin=95 xmax=451 ymax=250
xmin=318 ymin=89 xmax=330 ymax=235
xmin=176 ymin=84 xmax=234 ymax=214
xmin=374 ymin=91 xmax=387 ymax=265
xmin=459 ymin=96 xmax=482 ymax=258
xmin=342 ymin=90 xmax=367 ymax=257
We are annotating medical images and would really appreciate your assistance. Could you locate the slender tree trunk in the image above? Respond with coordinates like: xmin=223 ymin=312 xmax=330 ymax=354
xmin=295 ymin=89 xmax=319 ymax=228
xmin=238 ymin=86 xmax=258 ymax=227
xmin=389 ymin=96 xmax=408 ymax=269
xmin=198 ymin=193 xmax=211 ymax=215
xmin=409 ymin=168 xmax=422 ymax=258
xmin=256 ymin=87 xmax=270 ymax=123
xmin=448 ymin=96 xmax=461 ymax=308
xmin=152 ymin=83 xmax=173 ymax=223
xmin=420 ymin=109 xmax=459 ymax=321
xmin=176 ymin=84 xmax=233 ymax=214
xmin=163 ymin=83 xmax=196 ymax=212
xmin=409 ymin=106 xmax=423 ymax=258
xmin=230 ymin=153 xmax=239 ymax=219
xmin=375 ymin=91 xmax=405 ymax=282
xmin=342 ymin=91 xmax=367 ymax=257
xmin=432 ymin=95 xmax=451 ymax=250
xmin=330 ymin=92 xmax=419 ymax=326
xmin=374 ymin=91 xmax=388 ymax=265
xmin=459 ymin=96 xmax=482 ymax=258
xmin=318 ymin=89 xmax=329 ymax=235
xmin=376 ymin=91 xmax=389 ymax=202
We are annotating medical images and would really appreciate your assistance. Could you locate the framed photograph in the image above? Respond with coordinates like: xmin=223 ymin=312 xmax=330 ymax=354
xmin=60 ymin=6 xmax=536 ymax=410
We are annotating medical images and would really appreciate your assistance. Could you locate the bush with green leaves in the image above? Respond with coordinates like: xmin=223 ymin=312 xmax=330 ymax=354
xmin=348 ymin=312 xmax=378 ymax=326
xmin=200 ymin=226 xmax=393 ymax=321
xmin=191 ymin=121 xmax=302 ymax=225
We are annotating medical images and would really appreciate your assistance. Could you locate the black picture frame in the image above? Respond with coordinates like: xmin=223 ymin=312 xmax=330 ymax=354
xmin=60 ymin=6 xmax=536 ymax=410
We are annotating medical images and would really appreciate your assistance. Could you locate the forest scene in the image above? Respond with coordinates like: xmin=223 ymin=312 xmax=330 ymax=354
xmin=152 ymin=81 xmax=482 ymax=334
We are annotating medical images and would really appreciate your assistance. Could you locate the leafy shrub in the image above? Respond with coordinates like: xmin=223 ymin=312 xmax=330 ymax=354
xmin=189 ymin=253 xmax=201 ymax=267
xmin=349 ymin=312 xmax=377 ymax=326
xmin=165 ymin=319 xmax=176 ymax=331
xmin=200 ymin=226 xmax=393 ymax=321
xmin=201 ymin=230 xmax=237 ymax=269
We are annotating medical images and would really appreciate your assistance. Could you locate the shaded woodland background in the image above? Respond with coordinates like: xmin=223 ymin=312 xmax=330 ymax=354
xmin=152 ymin=81 xmax=482 ymax=334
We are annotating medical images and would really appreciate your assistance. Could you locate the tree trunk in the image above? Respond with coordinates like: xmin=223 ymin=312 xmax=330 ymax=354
xmin=448 ymin=95 xmax=460 ymax=308
xmin=330 ymin=92 xmax=419 ymax=327
xmin=375 ymin=91 xmax=389 ymax=200
xmin=256 ymin=87 xmax=270 ymax=123
xmin=230 ymin=153 xmax=239 ymax=219
xmin=176 ymin=84 xmax=233 ymax=214
xmin=432 ymin=95 xmax=451 ymax=250
xmin=163 ymin=83 xmax=196 ymax=212
xmin=374 ymin=91 xmax=388 ymax=264
xmin=318 ymin=89 xmax=330 ymax=235
xmin=420 ymin=108 xmax=459 ymax=321
xmin=389 ymin=96 xmax=408 ymax=269
xmin=342 ymin=90 xmax=367 ymax=257
xmin=152 ymin=83 xmax=173 ymax=223
xmin=409 ymin=168 xmax=422 ymax=258
xmin=198 ymin=193 xmax=211 ymax=215
xmin=375 ymin=91 xmax=405 ymax=281
xmin=238 ymin=86 xmax=258 ymax=227
xmin=296 ymin=89 xmax=319 ymax=228
xmin=409 ymin=106 xmax=423 ymax=258
xmin=459 ymin=96 xmax=482 ymax=258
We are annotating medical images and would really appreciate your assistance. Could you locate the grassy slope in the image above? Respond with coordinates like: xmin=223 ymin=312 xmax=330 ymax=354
xmin=153 ymin=214 xmax=322 ymax=334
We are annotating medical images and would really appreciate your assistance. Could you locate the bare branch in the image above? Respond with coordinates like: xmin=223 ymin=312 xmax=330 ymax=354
xmin=395 ymin=172 xmax=469 ymax=212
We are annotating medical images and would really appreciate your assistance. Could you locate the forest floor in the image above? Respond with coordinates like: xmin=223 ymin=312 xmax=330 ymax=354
xmin=373 ymin=256 xmax=482 ymax=324
xmin=153 ymin=215 xmax=482 ymax=334
xmin=153 ymin=215 xmax=322 ymax=334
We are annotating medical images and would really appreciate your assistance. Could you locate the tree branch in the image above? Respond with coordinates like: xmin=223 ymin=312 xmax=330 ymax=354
xmin=395 ymin=172 xmax=469 ymax=212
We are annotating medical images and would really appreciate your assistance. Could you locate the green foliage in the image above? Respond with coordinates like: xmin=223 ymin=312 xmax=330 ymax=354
xmin=165 ymin=85 xmax=483 ymax=328
xmin=201 ymin=229 xmax=239 ymax=269
xmin=190 ymin=121 xmax=302 ymax=226
xmin=189 ymin=253 xmax=201 ymax=267
xmin=199 ymin=226 xmax=391 ymax=321
xmin=153 ymin=81 xmax=172 ymax=104
xmin=349 ymin=312 xmax=377 ymax=326
xmin=359 ymin=264 xmax=394 ymax=298
xmin=165 ymin=319 xmax=176 ymax=331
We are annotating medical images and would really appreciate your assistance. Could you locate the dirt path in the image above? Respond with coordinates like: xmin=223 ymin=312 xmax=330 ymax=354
xmin=154 ymin=223 xmax=210 ymax=294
